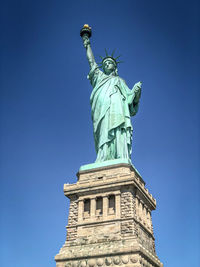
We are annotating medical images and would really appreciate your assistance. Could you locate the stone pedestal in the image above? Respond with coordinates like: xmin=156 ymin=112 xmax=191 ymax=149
xmin=55 ymin=163 xmax=163 ymax=267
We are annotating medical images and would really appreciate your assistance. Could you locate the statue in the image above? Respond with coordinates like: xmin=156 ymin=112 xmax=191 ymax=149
xmin=80 ymin=25 xmax=142 ymax=163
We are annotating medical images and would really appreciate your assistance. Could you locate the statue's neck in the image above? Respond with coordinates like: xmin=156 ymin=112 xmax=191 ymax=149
xmin=108 ymin=71 xmax=117 ymax=77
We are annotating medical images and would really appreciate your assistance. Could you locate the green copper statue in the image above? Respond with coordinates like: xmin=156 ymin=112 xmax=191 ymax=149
xmin=80 ymin=25 xmax=141 ymax=163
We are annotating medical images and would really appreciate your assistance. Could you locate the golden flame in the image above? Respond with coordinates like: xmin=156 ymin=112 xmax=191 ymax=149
xmin=83 ymin=24 xmax=91 ymax=29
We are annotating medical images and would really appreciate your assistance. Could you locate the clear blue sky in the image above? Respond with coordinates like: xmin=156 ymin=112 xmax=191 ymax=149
xmin=1 ymin=1 xmax=199 ymax=266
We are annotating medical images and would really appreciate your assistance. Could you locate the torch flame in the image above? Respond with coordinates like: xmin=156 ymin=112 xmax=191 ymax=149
xmin=83 ymin=24 xmax=91 ymax=29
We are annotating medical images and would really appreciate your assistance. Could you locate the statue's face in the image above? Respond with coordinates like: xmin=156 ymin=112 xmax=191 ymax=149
xmin=103 ymin=59 xmax=116 ymax=75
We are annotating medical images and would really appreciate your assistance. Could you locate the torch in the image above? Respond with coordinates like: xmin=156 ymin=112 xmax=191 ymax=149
xmin=80 ymin=24 xmax=92 ymax=38
xmin=80 ymin=24 xmax=92 ymax=47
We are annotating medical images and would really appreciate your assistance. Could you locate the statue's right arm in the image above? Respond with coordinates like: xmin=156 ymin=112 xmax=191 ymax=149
xmin=82 ymin=35 xmax=96 ymax=69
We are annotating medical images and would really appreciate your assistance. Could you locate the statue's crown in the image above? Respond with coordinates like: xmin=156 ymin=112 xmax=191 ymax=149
xmin=98 ymin=49 xmax=122 ymax=68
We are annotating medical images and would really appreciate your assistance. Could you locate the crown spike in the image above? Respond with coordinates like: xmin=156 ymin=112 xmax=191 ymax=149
xmin=105 ymin=49 xmax=109 ymax=57
xmin=115 ymin=55 xmax=121 ymax=60
xmin=98 ymin=55 xmax=104 ymax=60
xmin=111 ymin=49 xmax=116 ymax=57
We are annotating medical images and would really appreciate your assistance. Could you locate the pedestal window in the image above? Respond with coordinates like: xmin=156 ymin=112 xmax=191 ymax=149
xmin=108 ymin=195 xmax=115 ymax=214
xmin=84 ymin=199 xmax=90 ymax=217
xmin=96 ymin=197 xmax=103 ymax=215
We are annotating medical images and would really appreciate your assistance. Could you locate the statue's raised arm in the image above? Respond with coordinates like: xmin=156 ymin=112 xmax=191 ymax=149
xmin=80 ymin=25 xmax=96 ymax=69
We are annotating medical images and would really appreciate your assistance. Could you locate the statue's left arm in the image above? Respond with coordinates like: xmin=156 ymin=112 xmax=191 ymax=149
xmin=125 ymin=81 xmax=142 ymax=116
xmin=127 ymin=82 xmax=142 ymax=105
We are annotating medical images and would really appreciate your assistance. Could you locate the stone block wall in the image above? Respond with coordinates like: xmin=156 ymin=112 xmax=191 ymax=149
xmin=136 ymin=223 xmax=156 ymax=254
xmin=67 ymin=195 xmax=78 ymax=225
xmin=66 ymin=195 xmax=78 ymax=241
xmin=121 ymin=186 xmax=135 ymax=218
xmin=121 ymin=186 xmax=135 ymax=236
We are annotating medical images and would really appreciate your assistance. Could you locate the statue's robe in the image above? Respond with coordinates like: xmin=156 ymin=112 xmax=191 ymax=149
xmin=88 ymin=64 xmax=140 ymax=162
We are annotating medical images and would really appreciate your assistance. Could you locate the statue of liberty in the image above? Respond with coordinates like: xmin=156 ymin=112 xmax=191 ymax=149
xmin=80 ymin=25 xmax=142 ymax=163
